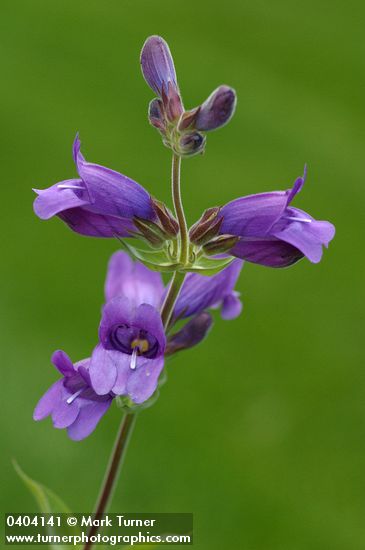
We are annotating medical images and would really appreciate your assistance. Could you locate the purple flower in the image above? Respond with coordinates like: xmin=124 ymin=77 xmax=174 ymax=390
xmin=219 ymin=168 xmax=335 ymax=267
xmin=172 ymin=259 xmax=243 ymax=321
xmin=33 ymin=135 xmax=156 ymax=237
xmin=90 ymin=252 xmax=166 ymax=403
xmin=89 ymin=251 xmax=243 ymax=402
xmin=33 ymin=351 xmax=112 ymax=441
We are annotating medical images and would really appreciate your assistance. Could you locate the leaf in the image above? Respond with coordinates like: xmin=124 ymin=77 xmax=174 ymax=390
xmin=180 ymin=255 xmax=234 ymax=276
xmin=13 ymin=460 xmax=81 ymax=550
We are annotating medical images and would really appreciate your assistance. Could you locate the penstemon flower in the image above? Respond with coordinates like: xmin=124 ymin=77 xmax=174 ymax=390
xmin=33 ymin=135 xmax=177 ymax=241
xmin=29 ymin=35 xmax=335 ymax=548
xmin=33 ymin=351 xmax=113 ymax=441
xmin=193 ymin=168 xmax=335 ymax=267
xmin=34 ymin=251 xmax=243 ymax=438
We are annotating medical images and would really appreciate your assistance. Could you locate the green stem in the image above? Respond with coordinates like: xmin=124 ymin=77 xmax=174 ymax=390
xmin=83 ymin=413 xmax=136 ymax=550
xmin=171 ymin=153 xmax=189 ymax=265
xmin=160 ymin=270 xmax=186 ymax=329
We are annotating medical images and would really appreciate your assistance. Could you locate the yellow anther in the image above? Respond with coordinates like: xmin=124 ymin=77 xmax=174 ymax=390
xmin=131 ymin=339 xmax=149 ymax=354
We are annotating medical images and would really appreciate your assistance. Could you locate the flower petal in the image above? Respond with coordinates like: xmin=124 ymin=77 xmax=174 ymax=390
xmin=51 ymin=397 xmax=80 ymax=429
xmin=173 ymin=259 xmax=243 ymax=319
xmin=272 ymin=212 xmax=335 ymax=263
xmin=165 ymin=312 xmax=213 ymax=355
xmin=89 ymin=344 xmax=118 ymax=395
xmin=286 ymin=167 xmax=307 ymax=205
xmin=98 ymin=297 xmax=134 ymax=348
xmin=67 ymin=399 xmax=112 ymax=441
xmin=58 ymin=208 xmax=135 ymax=237
xmin=133 ymin=303 xmax=166 ymax=355
xmin=73 ymin=135 xmax=154 ymax=221
xmin=33 ymin=180 xmax=89 ymax=220
xmin=110 ymin=352 xmax=131 ymax=395
xmin=220 ymin=192 xmax=288 ymax=238
xmin=221 ymin=293 xmax=243 ymax=320
xmin=51 ymin=350 xmax=75 ymax=377
xmin=33 ymin=379 xmax=63 ymax=421
xmin=127 ymin=356 xmax=164 ymax=404
xmin=230 ymin=238 xmax=304 ymax=267
xmin=140 ymin=35 xmax=177 ymax=96
xmin=104 ymin=251 xmax=164 ymax=307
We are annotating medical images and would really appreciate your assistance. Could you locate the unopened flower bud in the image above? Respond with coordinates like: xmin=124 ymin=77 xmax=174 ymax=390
xmin=178 ymin=131 xmax=206 ymax=157
xmin=165 ymin=312 xmax=213 ymax=356
xmin=151 ymin=197 xmax=179 ymax=237
xmin=140 ymin=35 xmax=177 ymax=97
xmin=148 ymin=98 xmax=166 ymax=132
xmin=189 ymin=207 xmax=223 ymax=245
xmin=203 ymin=234 xmax=239 ymax=255
xmin=195 ymin=85 xmax=236 ymax=131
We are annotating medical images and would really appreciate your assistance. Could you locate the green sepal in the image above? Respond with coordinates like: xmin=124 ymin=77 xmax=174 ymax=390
xmin=180 ymin=255 xmax=234 ymax=276
xmin=119 ymin=240 xmax=180 ymax=272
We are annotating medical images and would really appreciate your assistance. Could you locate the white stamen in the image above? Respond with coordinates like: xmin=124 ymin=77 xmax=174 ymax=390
xmin=130 ymin=347 xmax=138 ymax=370
xmin=58 ymin=184 xmax=85 ymax=190
xmin=66 ymin=388 xmax=83 ymax=404
xmin=286 ymin=216 xmax=312 ymax=223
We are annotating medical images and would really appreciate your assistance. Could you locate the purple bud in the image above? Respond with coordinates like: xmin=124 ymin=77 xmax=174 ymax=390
xmin=148 ymin=99 xmax=166 ymax=132
xmin=165 ymin=312 xmax=213 ymax=356
xmin=195 ymin=85 xmax=237 ymax=131
xmin=140 ymin=36 xmax=177 ymax=97
xmin=179 ymin=132 xmax=206 ymax=157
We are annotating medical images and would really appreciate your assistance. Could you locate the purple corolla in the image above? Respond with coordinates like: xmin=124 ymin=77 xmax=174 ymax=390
xmin=33 ymin=135 xmax=156 ymax=237
xmin=33 ymin=350 xmax=112 ymax=441
xmin=89 ymin=251 xmax=243 ymax=402
xmin=219 ymin=168 xmax=335 ymax=267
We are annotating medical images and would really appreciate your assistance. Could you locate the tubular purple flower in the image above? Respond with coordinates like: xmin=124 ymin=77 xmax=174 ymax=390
xmin=33 ymin=135 xmax=156 ymax=237
xmin=140 ymin=35 xmax=178 ymax=97
xmin=165 ymin=312 xmax=213 ymax=356
xmin=90 ymin=252 xmax=166 ymax=403
xmin=172 ymin=259 xmax=244 ymax=321
xmin=33 ymin=351 xmax=112 ymax=441
xmin=195 ymin=86 xmax=237 ymax=131
xmin=89 ymin=251 xmax=243 ymax=402
xmin=219 ymin=168 xmax=335 ymax=267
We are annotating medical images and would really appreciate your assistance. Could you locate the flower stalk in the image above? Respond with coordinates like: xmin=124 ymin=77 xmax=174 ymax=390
xmin=83 ymin=412 xmax=136 ymax=550
xmin=171 ymin=153 xmax=189 ymax=266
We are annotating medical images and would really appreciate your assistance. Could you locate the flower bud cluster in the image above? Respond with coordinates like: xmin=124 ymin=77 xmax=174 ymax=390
xmin=141 ymin=36 xmax=236 ymax=157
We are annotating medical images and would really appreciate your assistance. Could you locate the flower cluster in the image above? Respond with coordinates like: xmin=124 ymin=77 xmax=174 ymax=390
xmin=34 ymin=251 xmax=242 ymax=439
xmin=33 ymin=36 xmax=334 ymax=440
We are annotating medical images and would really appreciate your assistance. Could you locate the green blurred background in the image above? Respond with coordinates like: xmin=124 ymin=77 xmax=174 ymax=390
xmin=1 ymin=0 xmax=364 ymax=548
